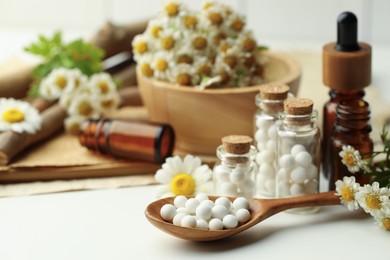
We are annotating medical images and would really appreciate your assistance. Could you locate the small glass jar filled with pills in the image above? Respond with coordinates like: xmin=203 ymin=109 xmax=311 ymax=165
xmin=254 ymin=83 xmax=290 ymax=197
xmin=213 ymin=135 xmax=257 ymax=197
xmin=276 ymin=98 xmax=320 ymax=213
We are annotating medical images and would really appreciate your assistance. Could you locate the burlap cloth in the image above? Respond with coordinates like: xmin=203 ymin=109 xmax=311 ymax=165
xmin=1 ymin=50 xmax=388 ymax=197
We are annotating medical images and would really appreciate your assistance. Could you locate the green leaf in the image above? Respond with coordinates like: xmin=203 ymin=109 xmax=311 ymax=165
xmin=257 ymin=45 xmax=269 ymax=51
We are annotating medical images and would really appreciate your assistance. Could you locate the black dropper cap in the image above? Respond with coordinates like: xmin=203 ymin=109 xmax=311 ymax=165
xmin=336 ymin=11 xmax=360 ymax=52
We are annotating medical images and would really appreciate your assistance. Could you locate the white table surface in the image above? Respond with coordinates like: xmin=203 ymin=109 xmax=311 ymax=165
xmin=0 ymin=182 xmax=389 ymax=260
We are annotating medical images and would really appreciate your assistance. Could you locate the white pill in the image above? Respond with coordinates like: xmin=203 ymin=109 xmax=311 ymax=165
xmin=174 ymin=195 xmax=187 ymax=208
xmin=230 ymin=168 xmax=246 ymax=184
xmin=279 ymin=154 xmax=295 ymax=170
xmin=196 ymin=219 xmax=209 ymax=230
xmin=290 ymin=144 xmax=306 ymax=157
xmin=256 ymin=117 xmax=272 ymax=129
xmin=304 ymin=180 xmax=318 ymax=194
xmin=306 ymin=164 xmax=318 ymax=180
xmin=267 ymin=124 xmax=278 ymax=139
xmin=209 ymin=218 xmax=224 ymax=230
xmin=235 ymin=208 xmax=251 ymax=223
xmin=160 ymin=204 xmax=176 ymax=221
xmin=181 ymin=215 xmax=197 ymax=228
xmin=172 ymin=212 xmax=187 ymax=226
xmin=295 ymin=151 xmax=312 ymax=167
xmin=195 ymin=204 xmax=212 ymax=220
xmin=214 ymin=164 xmax=231 ymax=182
xmin=259 ymin=163 xmax=275 ymax=178
xmin=257 ymin=142 xmax=267 ymax=151
xmin=290 ymin=166 xmax=308 ymax=184
xmin=215 ymin=197 xmax=232 ymax=209
xmin=195 ymin=193 xmax=209 ymax=202
xmin=176 ymin=207 xmax=188 ymax=214
xmin=185 ymin=198 xmax=200 ymax=214
xmin=221 ymin=182 xmax=238 ymax=196
xmin=276 ymin=168 xmax=290 ymax=182
xmin=233 ymin=197 xmax=249 ymax=210
xmin=258 ymin=150 xmax=274 ymax=164
xmin=266 ymin=140 xmax=277 ymax=152
xmin=201 ymin=199 xmax=215 ymax=208
xmin=223 ymin=214 xmax=238 ymax=229
xmin=278 ymin=180 xmax=291 ymax=197
xmin=255 ymin=129 xmax=268 ymax=142
xmin=238 ymin=179 xmax=255 ymax=194
xmin=265 ymin=179 xmax=276 ymax=194
xmin=290 ymin=183 xmax=305 ymax=196
xmin=212 ymin=205 xmax=229 ymax=219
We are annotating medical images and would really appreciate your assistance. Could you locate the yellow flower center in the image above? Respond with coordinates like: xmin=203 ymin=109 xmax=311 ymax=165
xmin=176 ymin=73 xmax=191 ymax=86
xmin=184 ymin=15 xmax=198 ymax=28
xmin=156 ymin=59 xmax=168 ymax=71
xmin=243 ymin=55 xmax=256 ymax=68
xmin=140 ymin=63 xmax=154 ymax=77
xmin=382 ymin=218 xmax=390 ymax=231
xmin=365 ymin=194 xmax=381 ymax=210
xmin=220 ymin=43 xmax=231 ymax=53
xmin=78 ymin=102 xmax=93 ymax=117
xmin=341 ymin=186 xmax=355 ymax=202
xmin=135 ymin=41 xmax=148 ymax=54
xmin=224 ymin=55 xmax=237 ymax=69
xmin=343 ymin=152 xmax=357 ymax=167
xmin=208 ymin=12 xmax=223 ymax=26
xmin=165 ymin=3 xmax=179 ymax=17
xmin=98 ymin=81 xmax=109 ymax=94
xmin=231 ymin=18 xmax=244 ymax=31
xmin=101 ymin=99 xmax=114 ymax=109
xmin=171 ymin=173 xmax=196 ymax=196
xmin=242 ymin=38 xmax=256 ymax=52
xmin=177 ymin=54 xmax=193 ymax=64
xmin=55 ymin=76 xmax=67 ymax=89
xmin=219 ymin=71 xmax=231 ymax=84
xmin=2 ymin=108 xmax=25 ymax=123
xmin=150 ymin=26 xmax=161 ymax=38
xmin=161 ymin=36 xmax=175 ymax=50
xmin=197 ymin=64 xmax=212 ymax=76
xmin=68 ymin=122 xmax=81 ymax=135
xmin=192 ymin=37 xmax=207 ymax=50
xmin=213 ymin=32 xmax=226 ymax=45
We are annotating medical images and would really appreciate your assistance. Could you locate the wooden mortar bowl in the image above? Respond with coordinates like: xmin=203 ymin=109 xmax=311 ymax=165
xmin=137 ymin=51 xmax=301 ymax=156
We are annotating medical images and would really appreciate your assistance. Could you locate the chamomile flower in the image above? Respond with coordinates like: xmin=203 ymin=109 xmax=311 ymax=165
xmin=355 ymin=182 xmax=390 ymax=218
xmin=339 ymin=145 xmax=363 ymax=173
xmin=64 ymin=115 xmax=86 ymax=135
xmin=151 ymin=52 xmax=174 ymax=80
xmin=88 ymin=72 xmax=117 ymax=97
xmin=132 ymin=34 xmax=153 ymax=60
xmin=154 ymin=155 xmax=213 ymax=198
xmin=373 ymin=211 xmax=390 ymax=231
xmin=0 ymin=98 xmax=42 ymax=134
xmin=100 ymin=92 xmax=121 ymax=114
xmin=335 ymin=176 xmax=361 ymax=211
xmin=170 ymin=63 xmax=198 ymax=86
xmin=39 ymin=68 xmax=75 ymax=100
xmin=67 ymin=93 xmax=101 ymax=119
xmin=162 ymin=0 xmax=183 ymax=18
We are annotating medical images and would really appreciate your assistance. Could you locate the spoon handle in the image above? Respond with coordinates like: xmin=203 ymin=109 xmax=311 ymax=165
xmin=260 ymin=191 xmax=340 ymax=218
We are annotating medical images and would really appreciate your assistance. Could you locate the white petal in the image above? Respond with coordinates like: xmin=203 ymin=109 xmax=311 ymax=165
xmin=155 ymin=185 xmax=172 ymax=198
xmin=193 ymin=165 xmax=212 ymax=184
xmin=155 ymin=169 xmax=173 ymax=184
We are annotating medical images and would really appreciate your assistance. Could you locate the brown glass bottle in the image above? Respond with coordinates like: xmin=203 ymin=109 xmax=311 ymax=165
xmin=79 ymin=119 xmax=175 ymax=164
xmin=328 ymin=100 xmax=372 ymax=190
xmin=322 ymin=89 xmax=365 ymax=177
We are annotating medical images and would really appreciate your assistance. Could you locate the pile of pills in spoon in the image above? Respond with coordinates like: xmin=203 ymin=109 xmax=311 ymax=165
xmin=160 ymin=194 xmax=251 ymax=230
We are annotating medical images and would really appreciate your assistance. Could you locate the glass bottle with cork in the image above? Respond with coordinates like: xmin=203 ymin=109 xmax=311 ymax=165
xmin=213 ymin=135 xmax=257 ymax=197
xmin=276 ymin=98 xmax=320 ymax=214
xmin=253 ymin=83 xmax=290 ymax=197
xmin=79 ymin=119 xmax=175 ymax=164
xmin=322 ymin=11 xmax=371 ymax=178
xmin=328 ymin=100 xmax=372 ymax=190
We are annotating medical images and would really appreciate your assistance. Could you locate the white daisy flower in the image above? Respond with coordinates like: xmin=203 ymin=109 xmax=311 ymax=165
xmin=373 ymin=211 xmax=390 ymax=231
xmin=146 ymin=18 xmax=164 ymax=39
xmin=138 ymin=54 xmax=155 ymax=78
xmin=339 ymin=145 xmax=363 ymax=173
xmin=67 ymin=93 xmax=101 ymax=119
xmin=66 ymin=68 xmax=88 ymax=93
xmin=154 ymin=154 xmax=213 ymax=198
xmin=39 ymin=68 xmax=75 ymax=100
xmin=162 ymin=0 xmax=183 ymax=18
xmin=169 ymin=63 xmax=198 ymax=86
xmin=335 ymin=176 xmax=361 ymax=211
xmin=151 ymin=52 xmax=174 ymax=80
xmin=355 ymin=182 xmax=390 ymax=218
xmin=158 ymin=28 xmax=181 ymax=53
xmin=201 ymin=3 xmax=227 ymax=28
xmin=132 ymin=34 xmax=153 ymax=61
xmin=0 ymin=98 xmax=42 ymax=134
xmin=100 ymin=92 xmax=121 ymax=114
xmin=88 ymin=72 xmax=117 ymax=97
xmin=178 ymin=10 xmax=199 ymax=31
xmin=64 ymin=115 xmax=86 ymax=135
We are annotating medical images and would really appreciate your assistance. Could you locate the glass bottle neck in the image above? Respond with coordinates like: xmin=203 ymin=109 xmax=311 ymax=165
xmin=255 ymin=93 xmax=285 ymax=115
xmin=280 ymin=110 xmax=318 ymax=131
xmin=216 ymin=145 xmax=256 ymax=167
xmin=335 ymin=100 xmax=371 ymax=132
xmin=329 ymin=89 xmax=365 ymax=100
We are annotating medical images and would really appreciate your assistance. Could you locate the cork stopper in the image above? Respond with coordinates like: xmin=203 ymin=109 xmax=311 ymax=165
xmin=259 ymin=83 xmax=290 ymax=100
xmin=222 ymin=135 xmax=252 ymax=155
xmin=284 ymin=98 xmax=313 ymax=115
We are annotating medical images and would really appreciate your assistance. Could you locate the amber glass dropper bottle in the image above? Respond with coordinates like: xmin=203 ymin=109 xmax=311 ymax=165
xmin=322 ymin=11 xmax=371 ymax=179
xmin=79 ymin=119 xmax=175 ymax=164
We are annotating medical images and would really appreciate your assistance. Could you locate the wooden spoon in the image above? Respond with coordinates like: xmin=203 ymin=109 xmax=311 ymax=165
xmin=145 ymin=191 xmax=340 ymax=241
